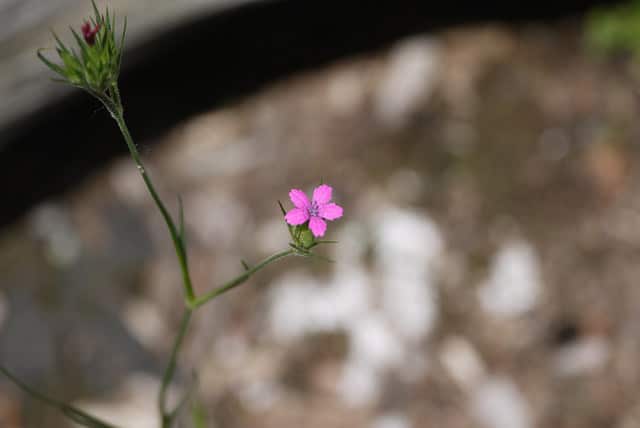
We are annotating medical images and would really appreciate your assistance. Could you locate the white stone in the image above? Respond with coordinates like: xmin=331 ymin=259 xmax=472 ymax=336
xmin=477 ymin=240 xmax=541 ymax=317
xmin=439 ymin=336 xmax=486 ymax=391
xmin=374 ymin=207 xmax=443 ymax=276
xmin=347 ymin=312 xmax=404 ymax=372
xmin=471 ymin=377 xmax=532 ymax=428
xmin=268 ymin=268 xmax=371 ymax=342
xmin=553 ymin=337 xmax=609 ymax=377
xmin=29 ymin=203 xmax=81 ymax=267
xmin=381 ymin=275 xmax=437 ymax=342
xmin=376 ymin=36 xmax=440 ymax=126
xmin=371 ymin=413 xmax=412 ymax=428
xmin=339 ymin=361 xmax=380 ymax=406
xmin=122 ymin=298 xmax=168 ymax=351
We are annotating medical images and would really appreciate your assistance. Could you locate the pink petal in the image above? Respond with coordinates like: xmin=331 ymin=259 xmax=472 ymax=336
xmin=319 ymin=203 xmax=343 ymax=221
xmin=309 ymin=216 xmax=327 ymax=237
xmin=289 ymin=189 xmax=310 ymax=209
xmin=313 ymin=184 xmax=333 ymax=205
xmin=285 ymin=208 xmax=309 ymax=225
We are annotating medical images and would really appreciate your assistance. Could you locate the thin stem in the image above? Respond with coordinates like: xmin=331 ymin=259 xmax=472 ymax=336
xmin=189 ymin=249 xmax=294 ymax=309
xmin=99 ymin=89 xmax=295 ymax=428
xmin=105 ymin=98 xmax=196 ymax=302
xmin=0 ymin=365 xmax=121 ymax=428
xmin=0 ymin=365 xmax=59 ymax=408
xmin=159 ymin=309 xmax=192 ymax=428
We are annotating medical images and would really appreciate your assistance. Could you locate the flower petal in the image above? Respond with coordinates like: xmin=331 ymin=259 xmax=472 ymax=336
xmin=319 ymin=203 xmax=343 ymax=221
xmin=289 ymin=189 xmax=310 ymax=209
xmin=313 ymin=184 xmax=333 ymax=205
xmin=309 ymin=216 xmax=327 ymax=237
xmin=285 ymin=208 xmax=309 ymax=225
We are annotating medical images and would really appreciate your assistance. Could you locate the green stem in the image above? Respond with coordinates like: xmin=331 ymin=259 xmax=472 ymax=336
xmin=0 ymin=365 xmax=121 ymax=428
xmin=159 ymin=309 xmax=192 ymax=428
xmin=104 ymin=97 xmax=195 ymax=302
xmin=100 ymin=89 xmax=294 ymax=428
xmin=189 ymin=249 xmax=294 ymax=309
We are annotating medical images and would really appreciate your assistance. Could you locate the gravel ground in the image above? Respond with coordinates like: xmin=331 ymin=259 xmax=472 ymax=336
xmin=2 ymin=19 xmax=640 ymax=428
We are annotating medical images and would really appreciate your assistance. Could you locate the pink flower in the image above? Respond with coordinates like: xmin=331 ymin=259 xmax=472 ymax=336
xmin=284 ymin=184 xmax=343 ymax=237
xmin=81 ymin=21 xmax=100 ymax=45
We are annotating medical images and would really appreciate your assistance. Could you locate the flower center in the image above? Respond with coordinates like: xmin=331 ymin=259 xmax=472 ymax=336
xmin=309 ymin=201 xmax=319 ymax=217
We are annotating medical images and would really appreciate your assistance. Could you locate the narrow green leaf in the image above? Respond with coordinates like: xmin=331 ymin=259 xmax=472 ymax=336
xmin=278 ymin=200 xmax=296 ymax=240
xmin=117 ymin=16 xmax=127 ymax=71
xmin=111 ymin=9 xmax=116 ymax=35
xmin=0 ymin=365 xmax=120 ymax=428
xmin=52 ymin=32 xmax=71 ymax=55
xmin=177 ymin=194 xmax=186 ymax=246
xmin=37 ymin=49 xmax=66 ymax=76
xmin=288 ymin=242 xmax=309 ymax=254
xmin=191 ymin=399 xmax=208 ymax=428
xmin=175 ymin=195 xmax=190 ymax=270
xmin=91 ymin=0 xmax=101 ymax=22
xmin=277 ymin=200 xmax=287 ymax=216
xmin=105 ymin=8 xmax=111 ymax=30
xmin=241 ymin=260 xmax=250 ymax=270
xmin=308 ymin=252 xmax=335 ymax=264
xmin=306 ymin=240 xmax=336 ymax=249
xmin=70 ymin=27 xmax=89 ymax=62
xmin=61 ymin=406 xmax=118 ymax=428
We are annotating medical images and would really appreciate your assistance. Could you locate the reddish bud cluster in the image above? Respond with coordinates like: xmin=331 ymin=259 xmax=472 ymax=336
xmin=81 ymin=22 xmax=100 ymax=45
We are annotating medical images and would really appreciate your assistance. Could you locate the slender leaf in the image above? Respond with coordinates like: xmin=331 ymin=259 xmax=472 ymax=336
xmin=91 ymin=0 xmax=101 ymax=21
xmin=278 ymin=200 xmax=296 ymax=240
xmin=177 ymin=195 xmax=186 ymax=243
xmin=70 ymin=27 xmax=89 ymax=62
xmin=0 ymin=365 xmax=120 ymax=428
xmin=37 ymin=49 xmax=65 ymax=76
xmin=191 ymin=399 xmax=208 ymax=428
xmin=277 ymin=200 xmax=287 ymax=216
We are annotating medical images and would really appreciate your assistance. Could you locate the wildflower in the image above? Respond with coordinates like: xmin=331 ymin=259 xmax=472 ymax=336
xmin=38 ymin=1 xmax=126 ymax=95
xmin=81 ymin=21 xmax=100 ymax=45
xmin=285 ymin=184 xmax=343 ymax=237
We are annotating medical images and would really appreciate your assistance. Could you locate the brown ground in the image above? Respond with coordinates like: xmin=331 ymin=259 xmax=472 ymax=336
xmin=2 ymin=19 xmax=640 ymax=428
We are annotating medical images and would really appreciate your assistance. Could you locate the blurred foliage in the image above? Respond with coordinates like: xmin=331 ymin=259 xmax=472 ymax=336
xmin=585 ymin=0 xmax=640 ymax=58
xmin=190 ymin=400 xmax=208 ymax=428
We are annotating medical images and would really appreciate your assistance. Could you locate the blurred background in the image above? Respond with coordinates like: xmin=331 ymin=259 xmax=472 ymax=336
xmin=1 ymin=0 xmax=640 ymax=427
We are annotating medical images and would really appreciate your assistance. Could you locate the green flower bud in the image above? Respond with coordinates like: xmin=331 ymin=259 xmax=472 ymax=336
xmin=299 ymin=228 xmax=315 ymax=249
xmin=37 ymin=0 xmax=126 ymax=96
